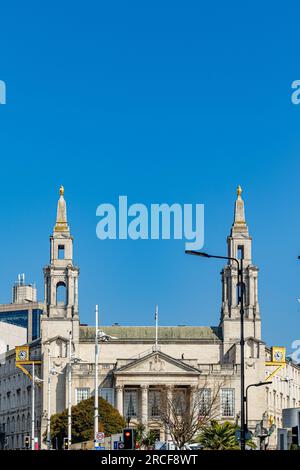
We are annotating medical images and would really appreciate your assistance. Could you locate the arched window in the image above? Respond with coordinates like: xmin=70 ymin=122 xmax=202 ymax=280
xmin=56 ymin=282 xmax=67 ymax=305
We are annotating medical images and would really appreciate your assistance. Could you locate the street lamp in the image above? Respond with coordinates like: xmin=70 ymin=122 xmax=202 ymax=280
xmin=46 ymin=348 xmax=63 ymax=450
xmin=94 ymin=305 xmax=118 ymax=449
xmin=185 ymin=249 xmax=246 ymax=450
xmin=31 ymin=362 xmax=35 ymax=450
xmin=245 ymin=382 xmax=271 ymax=432
xmin=67 ymin=332 xmax=81 ymax=450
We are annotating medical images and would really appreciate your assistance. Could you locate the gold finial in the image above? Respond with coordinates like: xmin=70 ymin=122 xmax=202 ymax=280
xmin=60 ymin=185 xmax=64 ymax=196
xmin=237 ymin=185 xmax=242 ymax=197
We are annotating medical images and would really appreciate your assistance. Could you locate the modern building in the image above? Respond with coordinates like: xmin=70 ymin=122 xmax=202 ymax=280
xmin=0 ymin=185 xmax=299 ymax=449
xmin=12 ymin=275 xmax=37 ymax=304
xmin=277 ymin=407 xmax=300 ymax=449
xmin=0 ymin=275 xmax=43 ymax=342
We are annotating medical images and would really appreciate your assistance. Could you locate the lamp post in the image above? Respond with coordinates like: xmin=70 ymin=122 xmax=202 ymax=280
xmin=46 ymin=348 xmax=63 ymax=450
xmin=245 ymin=382 xmax=271 ymax=432
xmin=185 ymin=249 xmax=246 ymax=450
xmin=47 ymin=353 xmax=51 ymax=450
xmin=94 ymin=305 xmax=117 ymax=449
xmin=31 ymin=362 xmax=35 ymax=451
xmin=67 ymin=331 xmax=72 ymax=450
xmin=66 ymin=332 xmax=81 ymax=450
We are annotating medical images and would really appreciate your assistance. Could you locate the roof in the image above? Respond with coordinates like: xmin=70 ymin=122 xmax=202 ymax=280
xmin=79 ymin=325 xmax=222 ymax=342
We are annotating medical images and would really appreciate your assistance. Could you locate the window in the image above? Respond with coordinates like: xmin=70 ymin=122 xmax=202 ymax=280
xmin=148 ymin=390 xmax=161 ymax=418
xmin=198 ymin=389 xmax=212 ymax=416
xmin=58 ymin=245 xmax=65 ymax=259
xmin=174 ymin=388 xmax=188 ymax=414
xmin=237 ymin=245 xmax=244 ymax=260
xmin=99 ymin=388 xmax=114 ymax=406
xmin=221 ymin=389 xmax=235 ymax=417
xmin=124 ymin=389 xmax=138 ymax=418
xmin=76 ymin=387 xmax=90 ymax=404
xmin=56 ymin=282 xmax=67 ymax=305
xmin=101 ymin=363 xmax=112 ymax=369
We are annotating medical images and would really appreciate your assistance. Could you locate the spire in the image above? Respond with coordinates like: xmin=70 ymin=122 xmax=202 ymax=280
xmin=54 ymin=185 xmax=69 ymax=232
xmin=231 ymin=185 xmax=248 ymax=235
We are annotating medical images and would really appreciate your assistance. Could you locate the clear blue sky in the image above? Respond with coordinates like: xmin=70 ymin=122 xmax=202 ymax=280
xmin=0 ymin=1 xmax=300 ymax=352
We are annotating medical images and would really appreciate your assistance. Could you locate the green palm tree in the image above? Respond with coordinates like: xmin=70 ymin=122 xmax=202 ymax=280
xmin=142 ymin=430 xmax=158 ymax=450
xmin=196 ymin=421 xmax=255 ymax=450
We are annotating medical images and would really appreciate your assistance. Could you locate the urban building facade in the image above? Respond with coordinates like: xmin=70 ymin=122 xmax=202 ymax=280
xmin=0 ymin=322 xmax=27 ymax=355
xmin=0 ymin=276 xmax=43 ymax=343
xmin=0 ymin=186 xmax=299 ymax=449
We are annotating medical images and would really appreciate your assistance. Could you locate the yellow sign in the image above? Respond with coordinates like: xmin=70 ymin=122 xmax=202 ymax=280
xmin=271 ymin=346 xmax=286 ymax=364
xmin=15 ymin=345 xmax=29 ymax=363
xmin=265 ymin=346 xmax=287 ymax=381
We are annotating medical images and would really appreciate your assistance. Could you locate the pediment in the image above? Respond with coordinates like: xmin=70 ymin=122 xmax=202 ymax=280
xmin=114 ymin=351 xmax=201 ymax=376
xmin=43 ymin=335 xmax=69 ymax=345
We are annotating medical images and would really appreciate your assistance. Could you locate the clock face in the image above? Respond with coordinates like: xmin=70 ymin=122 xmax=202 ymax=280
xmin=18 ymin=350 xmax=27 ymax=361
xmin=274 ymin=350 xmax=283 ymax=362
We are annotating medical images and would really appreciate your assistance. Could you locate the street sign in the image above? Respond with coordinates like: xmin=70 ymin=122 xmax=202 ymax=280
xmin=235 ymin=430 xmax=252 ymax=441
xmin=118 ymin=442 xmax=124 ymax=449
xmin=96 ymin=432 xmax=105 ymax=443
xmin=95 ymin=446 xmax=105 ymax=450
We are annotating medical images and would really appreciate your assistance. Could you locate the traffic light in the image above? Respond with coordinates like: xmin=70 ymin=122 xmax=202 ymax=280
xmin=123 ymin=428 xmax=134 ymax=450
xmin=63 ymin=437 xmax=69 ymax=450
xmin=291 ymin=426 xmax=299 ymax=447
xmin=24 ymin=435 xmax=30 ymax=449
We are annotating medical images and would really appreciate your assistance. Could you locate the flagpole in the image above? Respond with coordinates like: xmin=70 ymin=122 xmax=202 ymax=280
xmin=94 ymin=305 xmax=99 ymax=449
xmin=155 ymin=305 xmax=158 ymax=351
xmin=31 ymin=362 xmax=35 ymax=450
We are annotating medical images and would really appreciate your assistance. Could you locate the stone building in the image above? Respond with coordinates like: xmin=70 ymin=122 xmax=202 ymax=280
xmin=0 ymin=185 xmax=299 ymax=449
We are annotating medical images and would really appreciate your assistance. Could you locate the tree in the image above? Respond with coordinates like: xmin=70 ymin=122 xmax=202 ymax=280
xmin=134 ymin=422 xmax=146 ymax=448
xmin=48 ymin=397 xmax=126 ymax=449
xmin=155 ymin=383 xmax=222 ymax=449
xmin=196 ymin=420 xmax=240 ymax=450
xmin=196 ymin=420 xmax=256 ymax=450
xmin=134 ymin=422 xmax=158 ymax=450
xmin=142 ymin=430 xmax=158 ymax=450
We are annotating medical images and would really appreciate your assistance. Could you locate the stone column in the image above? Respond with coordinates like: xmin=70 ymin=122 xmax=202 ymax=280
xmin=141 ymin=385 xmax=149 ymax=429
xmin=74 ymin=277 xmax=78 ymax=313
xmin=116 ymin=385 xmax=124 ymax=417
xmin=164 ymin=385 xmax=173 ymax=446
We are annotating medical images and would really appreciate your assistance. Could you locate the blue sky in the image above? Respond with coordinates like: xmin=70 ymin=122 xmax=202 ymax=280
xmin=0 ymin=1 xmax=300 ymax=351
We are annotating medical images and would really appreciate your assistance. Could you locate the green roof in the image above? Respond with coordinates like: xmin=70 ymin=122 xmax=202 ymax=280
xmin=79 ymin=325 xmax=222 ymax=342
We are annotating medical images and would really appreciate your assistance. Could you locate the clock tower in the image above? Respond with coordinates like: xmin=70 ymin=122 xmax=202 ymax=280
xmin=220 ymin=186 xmax=261 ymax=345
xmin=41 ymin=186 xmax=80 ymax=346
xmin=40 ymin=187 xmax=80 ymax=443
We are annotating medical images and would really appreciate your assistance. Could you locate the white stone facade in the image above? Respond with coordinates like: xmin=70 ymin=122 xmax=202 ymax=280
xmin=0 ymin=186 xmax=299 ymax=450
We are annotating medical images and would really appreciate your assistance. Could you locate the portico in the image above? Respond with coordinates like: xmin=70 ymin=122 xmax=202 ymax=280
xmin=113 ymin=350 xmax=201 ymax=438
